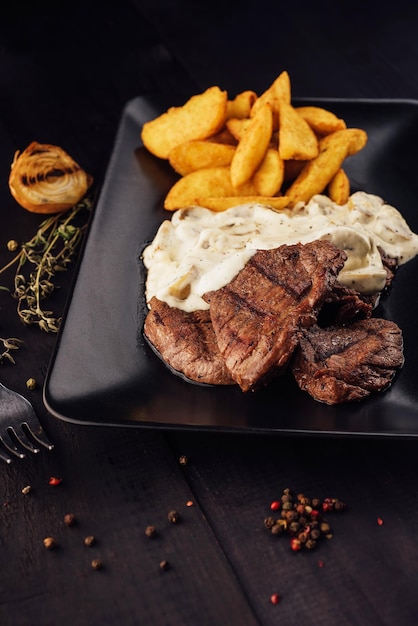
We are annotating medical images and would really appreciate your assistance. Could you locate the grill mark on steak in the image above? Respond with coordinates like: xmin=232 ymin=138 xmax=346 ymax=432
xmin=203 ymin=241 xmax=347 ymax=392
xmin=144 ymin=296 xmax=234 ymax=385
xmin=291 ymin=318 xmax=404 ymax=404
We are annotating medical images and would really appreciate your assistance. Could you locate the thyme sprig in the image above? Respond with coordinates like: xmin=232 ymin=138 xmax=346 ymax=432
xmin=0 ymin=197 xmax=92 ymax=333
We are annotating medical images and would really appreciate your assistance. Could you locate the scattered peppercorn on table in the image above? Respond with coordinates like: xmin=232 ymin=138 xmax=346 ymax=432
xmin=1 ymin=3 xmax=418 ymax=626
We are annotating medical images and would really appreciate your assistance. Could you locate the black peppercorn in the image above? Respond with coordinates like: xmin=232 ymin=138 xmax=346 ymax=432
xmin=264 ymin=516 xmax=276 ymax=529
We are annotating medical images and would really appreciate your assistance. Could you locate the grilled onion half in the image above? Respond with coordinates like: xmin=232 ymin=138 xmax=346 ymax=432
xmin=9 ymin=142 xmax=93 ymax=213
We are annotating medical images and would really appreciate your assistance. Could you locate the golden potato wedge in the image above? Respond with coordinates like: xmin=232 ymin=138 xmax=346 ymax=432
xmin=226 ymin=118 xmax=252 ymax=142
xmin=164 ymin=167 xmax=258 ymax=211
xmin=230 ymin=102 xmax=273 ymax=188
xmin=328 ymin=168 xmax=350 ymax=205
xmin=253 ymin=148 xmax=284 ymax=196
xmin=197 ymin=196 xmax=290 ymax=212
xmin=278 ymin=100 xmax=319 ymax=161
xmin=208 ymin=128 xmax=238 ymax=145
xmin=226 ymin=90 xmax=257 ymax=119
xmin=141 ymin=86 xmax=227 ymax=159
xmin=168 ymin=141 xmax=235 ymax=176
xmin=295 ymin=106 xmax=346 ymax=135
xmin=286 ymin=128 xmax=368 ymax=207
xmin=251 ymin=70 xmax=291 ymax=129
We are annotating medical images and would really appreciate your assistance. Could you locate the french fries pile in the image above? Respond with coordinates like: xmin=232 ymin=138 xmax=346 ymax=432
xmin=141 ymin=71 xmax=368 ymax=212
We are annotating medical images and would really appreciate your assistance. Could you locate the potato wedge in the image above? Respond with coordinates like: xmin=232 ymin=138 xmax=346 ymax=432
xmin=286 ymin=128 xmax=368 ymax=207
xmin=295 ymin=106 xmax=346 ymax=135
xmin=230 ymin=102 xmax=273 ymax=188
xmin=278 ymin=100 xmax=319 ymax=161
xmin=141 ymin=86 xmax=227 ymax=159
xmin=164 ymin=167 xmax=258 ymax=211
xmin=328 ymin=168 xmax=350 ymax=205
xmin=251 ymin=70 xmax=291 ymax=129
xmin=168 ymin=141 xmax=236 ymax=176
xmin=226 ymin=118 xmax=252 ymax=142
xmin=253 ymin=148 xmax=284 ymax=196
xmin=209 ymin=128 xmax=238 ymax=145
xmin=196 ymin=196 xmax=290 ymax=212
xmin=226 ymin=90 xmax=257 ymax=119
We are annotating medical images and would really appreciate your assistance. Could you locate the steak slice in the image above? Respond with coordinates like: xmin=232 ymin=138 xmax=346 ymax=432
xmin=144 ymin=296 xmax=234 ymax=385
xmin=291 ymin=318 xmax=404 ymax=404
xmin=203 ymin=241 xmax=347 ymax=392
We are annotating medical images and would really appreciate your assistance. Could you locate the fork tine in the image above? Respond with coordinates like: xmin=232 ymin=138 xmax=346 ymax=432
xmin=6 ymin=426 xmax=40 ymax=454
xmin=21 ymin=422 xmax=54 ymax=451
xmin=0 ymin=433 xmax=26 ymax=462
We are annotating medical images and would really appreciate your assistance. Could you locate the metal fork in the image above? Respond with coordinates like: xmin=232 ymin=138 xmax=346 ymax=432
xmin=0 ymin=382 xmax=54 ymax=463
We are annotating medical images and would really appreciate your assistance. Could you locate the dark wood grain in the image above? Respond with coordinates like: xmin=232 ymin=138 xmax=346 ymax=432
xmin=1 ymin=2 xmax=418 ymax=625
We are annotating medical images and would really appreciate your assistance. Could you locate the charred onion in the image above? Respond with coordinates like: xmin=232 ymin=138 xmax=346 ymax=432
xmin=8 ymin=142 xmax=93 ymax=213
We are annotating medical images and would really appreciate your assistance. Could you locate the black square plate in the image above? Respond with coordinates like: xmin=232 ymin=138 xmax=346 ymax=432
xmin=44 ymin=95 xmax=418 ymax=437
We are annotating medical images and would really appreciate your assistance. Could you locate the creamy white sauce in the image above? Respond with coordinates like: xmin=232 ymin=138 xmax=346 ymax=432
xmin=142 ymin=191 xmax=418 ymax=312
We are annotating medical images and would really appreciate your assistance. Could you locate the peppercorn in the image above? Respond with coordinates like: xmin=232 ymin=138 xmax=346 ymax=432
xmin=270 ymin=500 xmax=281 ymax=511
xmin=48 ymin=477 xmax=62 ymax=486
xmin=7 ymin=240 xmax=18 ymax=252
xmin=264 ymin=516 xmax=276 ymax=529
xmin=334 ymin=499 xmax=347 ymax=512
xmin=64 ymin=513 xmax=76 ymax=526
xmin=281 ymin=494 xmax=292 ymax=503
xmin=297 ymin=531 xmax=309 ymax=543
xmin=167 ymin=510 xmax=180 ymax=524
xmin=281 ymin=501 xmax=293 ymax=511
xmin=311 ymin=498 xmax=321 ymax=509
xmin=84 ymin=535 xmax=96 ymax=547
xmin=271 ymin=523 xmax=285 ymax=536
xmin=290 ymin=537 xmax=302 ymax=551
xmin=320 ymin=522 xmax=331 ymax=535
xmin=91 ymin=559 xmax=103 ymax=570
xmin=21 ymin=485 xmax=32 ymax=495
xmin=26 ymin=378 xmax=37 ymax=390
xmin=270 ymin=593 xmax=280 ymax=605
xmin=310 ymin=528 xmax=321 ymax=541
xmin=305 ymin=539 xmax=317 ymax=550
xmin=288 ymin=521 xmax=301 ymax=535
xmin=179 ymin=455 xmax=188 ymax=466
xmin=285 ymin=510 xmax=297 ymax=522
xmin=160 ymin=560 xmax=170 ymax=571
xmin=43 ymin=537 xmax=57 ymax=550
xmin=145 ymin=525 xmax=157 ymax=538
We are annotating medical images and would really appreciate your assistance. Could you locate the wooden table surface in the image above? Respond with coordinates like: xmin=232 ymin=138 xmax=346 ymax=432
xmin=1 ymin=2 xmax=418 ymax=625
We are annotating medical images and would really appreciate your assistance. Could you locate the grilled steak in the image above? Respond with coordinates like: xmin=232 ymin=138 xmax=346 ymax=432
xmin=291 ymin=318 xmax=404 ymax=404
xmin=144 ymin=296 xmax=234 ymax=385
xmin=203 ymin=241 xmax=347 ymax=392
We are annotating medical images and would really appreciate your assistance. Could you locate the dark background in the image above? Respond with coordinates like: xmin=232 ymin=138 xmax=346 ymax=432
xmin=1 ymin=2 xmax=418 ymax=625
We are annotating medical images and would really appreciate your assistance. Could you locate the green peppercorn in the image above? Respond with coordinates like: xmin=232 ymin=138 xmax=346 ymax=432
xmin=7 ymin=240 xmax=19 ymax=252
xmin=288 ymin=521 xmax=301 ymax=535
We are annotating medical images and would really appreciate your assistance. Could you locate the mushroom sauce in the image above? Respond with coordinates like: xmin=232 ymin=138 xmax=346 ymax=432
xmin=142 ymin=191 xmax=418 ymax=312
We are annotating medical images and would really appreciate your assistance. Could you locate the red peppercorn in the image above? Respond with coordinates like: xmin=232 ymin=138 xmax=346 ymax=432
xmin=270 ymin=593 xmax=280 ymax=605
xmin=48 ymin=477 xmax=62 ymax=486
xmin=270 ymin=501 xmax=281 ymax=511
xmin=377 ymin=517 xmax=384 ymax=526
xmin=290 ymin=537 xmax=302 ymax=551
